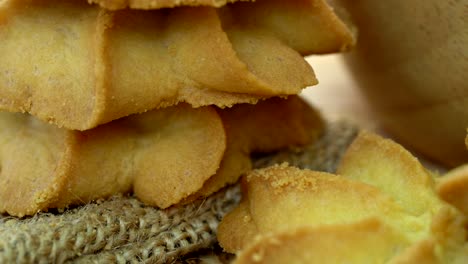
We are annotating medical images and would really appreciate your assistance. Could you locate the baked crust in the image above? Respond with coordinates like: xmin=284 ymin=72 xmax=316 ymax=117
xmin=0 ymin=0 xmax=354 ymax=130
xmin=218 ymin=132 xmax=468 ymax=263
xmin=0 ymin=96 xmax=321 ymax=216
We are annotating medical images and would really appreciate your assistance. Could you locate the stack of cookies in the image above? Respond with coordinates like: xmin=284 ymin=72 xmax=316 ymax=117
xmin=0 ymin=0 xmax=355 ymax=217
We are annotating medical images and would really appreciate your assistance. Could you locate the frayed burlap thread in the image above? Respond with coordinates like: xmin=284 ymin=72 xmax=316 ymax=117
xmin=0 ymin=121 xmax=358 ymax=263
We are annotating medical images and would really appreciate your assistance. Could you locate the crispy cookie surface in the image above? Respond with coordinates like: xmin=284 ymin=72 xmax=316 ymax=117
xmin=0 ymin=104 xmax=226 ymax=216
xmin=218 ymin=132 xmax=468 ymax=263
xmin=0 ymin=97 xmax=321 ymax=216
xmin=0 ymin=0 xmax=354 ymax=130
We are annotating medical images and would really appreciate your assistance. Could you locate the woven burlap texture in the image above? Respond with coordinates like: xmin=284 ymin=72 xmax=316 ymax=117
xmin=0 ymin=121 xmax=358 ymax=264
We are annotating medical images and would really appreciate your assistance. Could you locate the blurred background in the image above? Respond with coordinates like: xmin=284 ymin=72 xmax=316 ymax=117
xmin=302 ymin=54 xmax=444 ymax=172
xmin=306 ymin=0 xmax=468 ymax=169
xmin=303 ymin=54 xmax=376 ymax=131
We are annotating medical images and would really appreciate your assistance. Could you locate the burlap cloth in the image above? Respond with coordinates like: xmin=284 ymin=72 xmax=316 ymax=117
xmin=0 ymin=121 xmax=358 ymax=263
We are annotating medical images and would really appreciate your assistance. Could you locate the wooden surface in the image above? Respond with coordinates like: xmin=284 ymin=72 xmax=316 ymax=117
xmin=303 ymin=54 xmax=378 ymax=131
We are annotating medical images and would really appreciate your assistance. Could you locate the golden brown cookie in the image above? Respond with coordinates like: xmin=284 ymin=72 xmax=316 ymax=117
xmin=437 ymin=165 xmax=468 ymax=218
xmin=0 ymin=96 xmax=321 ymax=216
xmin=235 ymin=219 xmax=410 ymax=264
xmin=0 ymin=0 xmax=354 ymax=130
xmin=0 ymin=104 xmax=226 ymax=217
xmin=218 ymin=132 xmax=468 ymax=263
